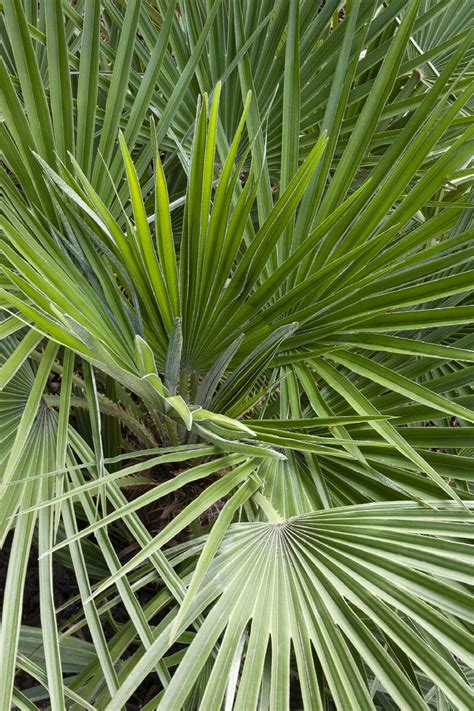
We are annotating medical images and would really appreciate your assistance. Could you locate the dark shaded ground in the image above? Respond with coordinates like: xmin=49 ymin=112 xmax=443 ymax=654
xmin=0 ymin=534 xmax=83 ymax=708
xmin=0 ymin=534 xmax=81 ymax=627
xmin=0 ymin=529 xmax=175 ymax=709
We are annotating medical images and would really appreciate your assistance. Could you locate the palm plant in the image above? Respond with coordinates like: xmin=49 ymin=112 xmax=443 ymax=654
xmin=1 ymin=0 xmax=473 ymax=709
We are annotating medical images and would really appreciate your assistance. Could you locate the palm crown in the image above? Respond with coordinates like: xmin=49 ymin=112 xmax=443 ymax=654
xmin=1 ymin=1 xmax=473 ymax=709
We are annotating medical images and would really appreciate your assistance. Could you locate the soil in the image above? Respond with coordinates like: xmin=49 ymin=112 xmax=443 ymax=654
xmin=0 ymin=533 xmax=158 ymax=709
